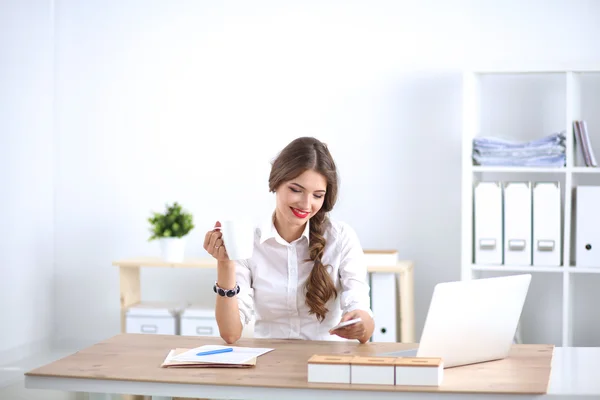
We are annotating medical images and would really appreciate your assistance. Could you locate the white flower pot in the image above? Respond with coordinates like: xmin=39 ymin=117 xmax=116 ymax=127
xmin=159 ymin=237 xmax=186 ymax=262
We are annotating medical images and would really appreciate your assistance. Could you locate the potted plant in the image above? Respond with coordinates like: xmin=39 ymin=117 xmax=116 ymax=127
xmin=148 ymin=202 xmax=195 ymax=262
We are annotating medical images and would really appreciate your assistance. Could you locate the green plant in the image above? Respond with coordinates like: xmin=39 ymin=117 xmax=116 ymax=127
xmin=148 ymin=202 xmax=195 ymax=240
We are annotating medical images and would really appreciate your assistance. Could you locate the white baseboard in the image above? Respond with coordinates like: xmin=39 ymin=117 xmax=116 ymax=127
xmin=0 ymin=337 xmax=51 ymax=366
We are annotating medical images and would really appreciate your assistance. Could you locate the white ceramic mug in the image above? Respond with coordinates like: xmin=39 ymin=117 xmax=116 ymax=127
xmin=218 ymin=220 xmax=255 ymax=260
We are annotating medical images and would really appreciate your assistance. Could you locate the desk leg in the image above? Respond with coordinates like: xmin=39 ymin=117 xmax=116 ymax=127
xmin=119 ymin=266 xmax=143 ymax=400
xmin=119 ymin=266 xmax=141 ymax=333
xmin=397 ymin=264 xmax=415 ymax=343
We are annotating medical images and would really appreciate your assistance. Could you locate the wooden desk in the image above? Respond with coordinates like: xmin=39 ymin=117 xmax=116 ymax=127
xmin=112 ymin=257 xmax=415 ymax=343
xmin=24 ymin=334 xmax=558 ymax=399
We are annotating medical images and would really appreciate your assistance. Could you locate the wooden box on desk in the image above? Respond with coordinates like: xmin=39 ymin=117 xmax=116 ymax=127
xmin=395 ymin=357 xmax=443 ymax=386
xmin=350 ymin=356 xmax=396 ymax=385
xmin=307 ymin=355 xmax=353 ymax=384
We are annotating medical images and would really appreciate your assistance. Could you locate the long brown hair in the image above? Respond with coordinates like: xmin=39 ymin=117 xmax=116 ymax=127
xmin=268 ymin=137 xmax=339 ymax=322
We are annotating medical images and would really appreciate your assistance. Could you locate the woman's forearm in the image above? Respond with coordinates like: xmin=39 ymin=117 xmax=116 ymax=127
xmin=215 ymin=260 xmax=243 ymax=344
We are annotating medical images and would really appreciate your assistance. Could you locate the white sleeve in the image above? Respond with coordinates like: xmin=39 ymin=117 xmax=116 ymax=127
xmin=337 ymin=223 xmax=374 ymax=317
xmin=235 ymin=258 xmax=254 ymax=326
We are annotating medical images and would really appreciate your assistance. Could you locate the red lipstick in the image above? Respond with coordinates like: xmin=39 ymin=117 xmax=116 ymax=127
xmin=291 ymin=207 xmax=309 ymax=219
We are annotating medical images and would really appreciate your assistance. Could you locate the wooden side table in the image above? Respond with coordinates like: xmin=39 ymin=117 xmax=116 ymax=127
xmin=113 ymin=256 xmax=415 ymax=342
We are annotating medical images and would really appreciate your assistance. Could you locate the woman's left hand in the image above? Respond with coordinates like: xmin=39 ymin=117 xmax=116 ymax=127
xmin=329 ymin=309 xmax=374 ymax=343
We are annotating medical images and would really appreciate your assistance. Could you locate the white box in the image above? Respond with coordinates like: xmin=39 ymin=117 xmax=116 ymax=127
xmin=474 ymin=181 xmax=503 ymax=264
xmin=307 ymin=355 xmax=353 ymax=384
xmin=350 ymin=356 xmax=396 ymax=385
xmin=370 ymin=273 xmax=397 ymax=342
xmin=533 ymin=182 xmax=561 ymax=266
xmin=395 ymin=357 xmax=443 ymax=386
xmin=576 ymin=186 xmax=600 ymax=267
xmin=504 ymin=182 xmax=532 ymax=265
xmin=126 ymin=303 xmax=180 ymax=335
xmin=180 ymin=307 xmax=220 ymax=337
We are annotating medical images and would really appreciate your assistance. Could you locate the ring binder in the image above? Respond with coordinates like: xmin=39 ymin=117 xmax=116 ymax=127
xmin=533 ymin=182 xmax=561 ymax=266
xmin=474 ymin=182 xmax=503 ymax=265
xmin=504 ymin=182 xmax=532 ymax=266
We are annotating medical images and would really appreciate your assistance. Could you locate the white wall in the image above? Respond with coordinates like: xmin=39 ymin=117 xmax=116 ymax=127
xmin=45 ymin=0 xmax=600 ymax=347
xmin=0 ymin=0 xmax=55 ymax=363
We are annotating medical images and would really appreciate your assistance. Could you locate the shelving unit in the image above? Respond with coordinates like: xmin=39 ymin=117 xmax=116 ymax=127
xmin=112 ymin=256 xmax=416 ymax=343
xmin=461 ymin=68 xmax=600 ymax=347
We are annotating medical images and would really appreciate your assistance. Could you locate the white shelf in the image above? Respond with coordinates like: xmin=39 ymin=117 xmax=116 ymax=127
xmin=472 ymin=166 xmax=566 ymax=173
xmin=470 ymin=65 xmax=600 ymax=74
xmin=462 ymin=68 xmax=600 ymax=348
xmin=567 ymin=267 xmax=600 ymax=273
xmin=472 ymin=166 xmax=600 ymax=174
xmin=471 ymin=265 xmax=564 ymax=273
xmin=571 ymin=167 xmax=600 ymax=174
xmin=472 ymin=265 xmax=600 ymax=274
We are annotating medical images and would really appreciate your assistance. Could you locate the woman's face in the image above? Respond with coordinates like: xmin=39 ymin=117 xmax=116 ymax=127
xmin=275 ymin=169 xmax=327 ymax=230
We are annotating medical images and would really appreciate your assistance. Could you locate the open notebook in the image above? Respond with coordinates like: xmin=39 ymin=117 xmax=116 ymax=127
xmin=161 ymin=348 xmax=257 ymax=368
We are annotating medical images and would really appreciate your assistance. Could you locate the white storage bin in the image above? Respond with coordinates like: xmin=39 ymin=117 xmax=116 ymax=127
xmin=307 ymin=355 xmax=353 ymax=383
xmin=350 ymin=356 xmax=396 ymax=385
xmin=180 ymin=307 xmax=220 ymax=337
xmin=126 ymin=303 xmax=179 ymax=335
xmin=395 ymin=357 xmax=443 ymax=386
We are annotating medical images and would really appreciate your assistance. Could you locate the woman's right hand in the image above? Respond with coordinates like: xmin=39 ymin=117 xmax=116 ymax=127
xmin=204 ymin=221 xmax=230 ymax=261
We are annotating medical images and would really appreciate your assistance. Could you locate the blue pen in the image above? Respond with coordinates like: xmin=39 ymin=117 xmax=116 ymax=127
xmin=196 ymin=347 xmax=233 ymax=356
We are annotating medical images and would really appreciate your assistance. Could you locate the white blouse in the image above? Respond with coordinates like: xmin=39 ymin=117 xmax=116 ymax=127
xmin=235 ymin=217 xmax=373 ymax=341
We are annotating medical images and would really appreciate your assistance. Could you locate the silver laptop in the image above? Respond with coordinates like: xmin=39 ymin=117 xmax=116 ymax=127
xmin=381 ymin=274 xmax=531 ymax=368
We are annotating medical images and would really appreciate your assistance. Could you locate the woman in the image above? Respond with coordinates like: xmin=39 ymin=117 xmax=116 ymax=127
xmin=204 ymin=137 xmax=375 ymax=344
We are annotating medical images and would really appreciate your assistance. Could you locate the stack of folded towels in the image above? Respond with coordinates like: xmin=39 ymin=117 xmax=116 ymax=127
xmin=472 ymin=131 xmax=566 ymax=167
